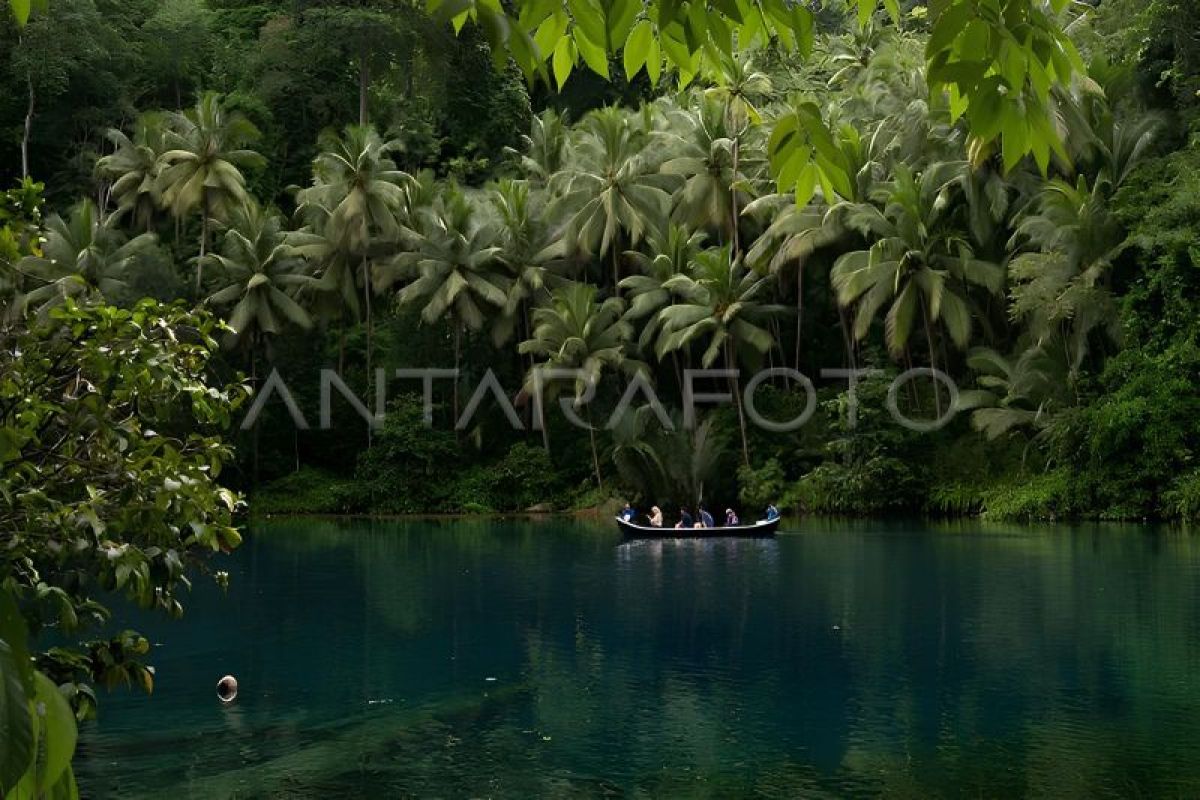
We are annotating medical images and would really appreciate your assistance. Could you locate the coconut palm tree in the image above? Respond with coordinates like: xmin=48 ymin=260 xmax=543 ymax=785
xmin=383 ymin=187 xmax=507 ymax=421
xmin=658 ymin=97 xmax=743 ymax=242
xmin=703 ymin=51 xmax=772 ymax=256
xmin=505 ymin=108 xmax=570 ymax=190
xmin=97 ymin=112 xmax=169 ymax=233
xmin=957 ymin=343 xmax=1072 ymax=444
xmin=830 ymin=162 xmax=1003 ymax=387
xmin=487 ymin=179 xmax=568 ymax=347
xmin=205 ymin=202 xmax=315 ymax=481
xmin=744 ymin=195 xmax=846 ymax=370
xmin=204 ymin=202 xmax=315 ymax=355
xmin=519 ymin=282 xmax=639 ymax=484
xmin=559 ymin=106 xmax=671 ymax=291
xmin=656 ymin=245 xmax=783 ymax=466
xmin=13 ymin=199 xmax=156 ymax=316
xmin=1006 ymin=175 xmax=1124 ymax=370
xmin=618 ymin=219 xmax=704 ymax=359
xmin=156 ymin=92 xmax=266 ymax=293
xmin=296 ymin=124 xmax=410 ymax=383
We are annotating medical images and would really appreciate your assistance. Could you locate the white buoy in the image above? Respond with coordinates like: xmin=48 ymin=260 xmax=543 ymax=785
xmin=217 ymin=675 xmax=238 ymax=703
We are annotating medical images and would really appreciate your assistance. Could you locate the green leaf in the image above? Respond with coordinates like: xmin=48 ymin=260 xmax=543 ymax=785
xmin=533 ymin=11 xmax=568 ymax=59
xmin=926 ymin=0 xmax=973 ymax=57
xmin=32 ymin=671 xmax=77 ymax=793
xmin=1001 ymin=111 xmax=1028 ymax=174
xmin=553 ymin=36 xmax=576 ymax=87
xmin=856 ymin=0 xmax=873 ymax=29
xmin=645 ymin=36 xmax=661 ymax=84
xmin=9 ymin=0 xmax=30 ymax=25
xmin=567 ymin=0 xmax=607 ymax=49
xmin=623 ymin=19 xmax=652 ymax=78
xmin=573 ymin=27 xmax=610 ymax=78
xmin=605 ymin=0 xmax=639 ymax=49
xmin=794 ymin=161 xmax=819 ymax=208
xmin=711 ymin=0 xmax=743 ymax=24
xmin=0 ymin=640 xmax=33 ymax=795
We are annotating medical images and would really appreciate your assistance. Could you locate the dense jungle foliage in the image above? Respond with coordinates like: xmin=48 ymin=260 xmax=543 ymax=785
xmin=3 ymin=0 xmax=1198 ymax=792
xmin=1 ymin=0 xmax=1198 ymax=527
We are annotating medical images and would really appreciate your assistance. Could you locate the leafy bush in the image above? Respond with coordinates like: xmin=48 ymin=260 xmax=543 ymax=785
xmin=352 ymin=395 xmax=464 ymax=513
xmin=1164 ymin=469 xmax=1200 ymax=521
xmin=738 ymin=458 xmax=788 ymax=511
xmin=980 ymin=469 xmax=1078 ymax=521
xmin=251 ymin=467 xmax=358 ymax=515
xmin=1059 ymin=342 xmax=1200 ymax=518
xmin=789 ymin=456 xmax=923 ymax=515
xmin=488 ymin=442 xmax=562 ymax=511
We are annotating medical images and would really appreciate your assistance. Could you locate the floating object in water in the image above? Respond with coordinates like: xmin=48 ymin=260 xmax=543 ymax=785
xmin=485 ymin=677 xmax=497 ymax=682
xmin=217 ymin=675 xmax=238 ymax=703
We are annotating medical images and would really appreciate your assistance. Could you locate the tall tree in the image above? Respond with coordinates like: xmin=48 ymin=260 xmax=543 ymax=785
xmin=618 ymin=219 xmax=704 ymax=363
xmin=157 ymin=92 xmax=265 ymax=294
xmin=656 ymin=245 xmax=782 ymax=467
xmin=384 ymin=187 xmax=507 ymax=421
xmin=519 ymin=282 xmax=637 ymax=484
xmin=204 ymin=202 xmax=315 ymax=355
xmin=831 ymin=163 xmax=1003 ymax=392
xmin=488 ymin=178 xmax=565 ymax=347
xmin=296 ymin=124 xmax=409 ymax=384
xmin=560 ymin=107 xmax=671 ymax=291
xmin=703 ymin=52 xmax=772 ymax=256
xmin=97 ymin=113 xmax=169 ymax=233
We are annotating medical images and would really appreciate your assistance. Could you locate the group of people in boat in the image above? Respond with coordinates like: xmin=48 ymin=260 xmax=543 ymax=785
xmin=620 ymin=502 xmax=780 ymax=529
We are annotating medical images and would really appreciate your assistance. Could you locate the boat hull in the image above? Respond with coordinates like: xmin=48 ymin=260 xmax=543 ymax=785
xmin=615 ymin=516 xmax=780 ymax=538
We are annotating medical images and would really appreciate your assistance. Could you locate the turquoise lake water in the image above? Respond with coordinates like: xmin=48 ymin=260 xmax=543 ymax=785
xmin=74 ymin=518 xmax=1200 ymax=798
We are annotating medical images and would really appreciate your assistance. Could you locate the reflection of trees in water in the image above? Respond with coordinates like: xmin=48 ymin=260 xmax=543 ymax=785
xmin=84 ymin=519 xmax=1200 ymax=797
xmin=789 ymin=521 xmax=1200 ymax=796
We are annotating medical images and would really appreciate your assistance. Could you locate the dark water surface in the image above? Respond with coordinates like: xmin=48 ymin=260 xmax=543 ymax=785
xmin=75 ymin=518 xmax=1200 ymax=798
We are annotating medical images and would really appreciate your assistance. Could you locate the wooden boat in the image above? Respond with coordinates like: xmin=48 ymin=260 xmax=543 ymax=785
xmin=615 ymin=515 xmax=780 ymax=538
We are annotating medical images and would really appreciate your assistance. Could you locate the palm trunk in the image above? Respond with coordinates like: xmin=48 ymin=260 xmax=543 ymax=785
xmin=611 ymin=243 xmax=621 ymax=296
xmin=837 ymin=305 xmax=856 ymax=371
xmin=453 ymin=321 xmax=461 ymax=424
xmin=363 ymin=256 xmax=372 ymax=382
xmin=727 ymin=341 xmax=751 ymax=468
xmin=197 ymin=189 xmax=210 ymax=295
xmin=671 ymin=350 xmax=685 ymax=400
xmin=363 ymin=256 xmax=374 ymax=447
xmin=539 ymin=400 xmax=551 ymax=455
xmin=338 ymin=318 xmax=346 ymax=375
xmin=251 ymin=338 xmax=260 ymax=487
xmin=21 ymin=65 xmax=33 ymax=180
xmin=794 ymin=262 xmax=804 ymax=371
xmin=921 ymin=299 xmax=942 ymax=418
xmin=730 ymin=131 xmax=741 ymax=259
xmin=587 ymin=406 xmax=603 ymax=490
xmin=358 ymin=51 xmax=370 ymax=126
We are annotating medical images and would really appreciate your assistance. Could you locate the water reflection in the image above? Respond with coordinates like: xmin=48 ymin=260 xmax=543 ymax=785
xmin=75 ymin=518 xmax=1200 ymax=798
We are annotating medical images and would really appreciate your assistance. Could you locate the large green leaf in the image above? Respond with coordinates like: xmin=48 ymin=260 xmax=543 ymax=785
xmin=8 ymin=0 xmax=30 ymax=25
xmin=31 ymin=671 xmax=77 ymax=793
xmin=0 ymin=640 xmax=33 ymax=795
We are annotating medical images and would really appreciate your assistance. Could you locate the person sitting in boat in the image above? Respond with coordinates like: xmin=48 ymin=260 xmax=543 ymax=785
xmin=620 ymin=503 xmax=637 ymax=522
xmin=649 ymin=506 xmax=663 ymax=527
xmin=725 ymin=508 xmax=740 ymax=526
xmin=676 ymin=507 xmax=693 ymax=529
xmin=764 ymin=503 xmax=780 ymax=522
xmin=698 ymin=506 xmax=715 ymax=528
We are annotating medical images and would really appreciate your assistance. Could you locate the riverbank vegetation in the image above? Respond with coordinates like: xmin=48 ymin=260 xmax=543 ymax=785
xmin=2 ymin=0 xmax=1198 ymax=536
